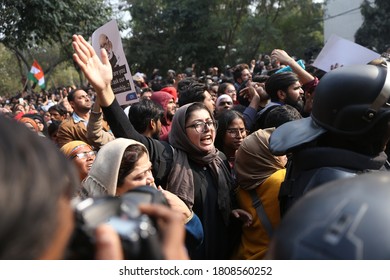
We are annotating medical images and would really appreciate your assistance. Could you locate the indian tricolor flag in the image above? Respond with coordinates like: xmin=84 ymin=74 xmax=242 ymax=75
xmin=28 ymin=60 xmax=45 ymax=89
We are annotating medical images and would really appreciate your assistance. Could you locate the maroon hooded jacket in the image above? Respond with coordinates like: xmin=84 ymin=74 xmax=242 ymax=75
xmin=150 ymin=91 xmax=174 ymax=142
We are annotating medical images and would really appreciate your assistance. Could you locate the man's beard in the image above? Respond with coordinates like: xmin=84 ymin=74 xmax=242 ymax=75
xmin=286 ymin=95 xmax=304 ymax=113
xmin=152 ymin=130 xmax=160 ymax=140
xmin=78 ymin=104 xmax=92 ymax=115
xmin=166 ymin=111 xmax=174 ymax=122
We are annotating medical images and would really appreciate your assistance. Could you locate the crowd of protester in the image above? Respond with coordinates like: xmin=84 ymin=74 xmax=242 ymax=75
xmin=1 ymin=33 xmax=390 ymax=260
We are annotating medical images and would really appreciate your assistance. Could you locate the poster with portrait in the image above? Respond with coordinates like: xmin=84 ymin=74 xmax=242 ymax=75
xmin=91 ymin=19 xmax=138 ymax=105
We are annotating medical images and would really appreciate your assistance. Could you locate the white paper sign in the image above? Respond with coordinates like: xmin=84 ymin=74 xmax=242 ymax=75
xmin=313 ymin=34 xmax=380 ymax=72
xmin=91 ymin=19 xmax=138 ymax=105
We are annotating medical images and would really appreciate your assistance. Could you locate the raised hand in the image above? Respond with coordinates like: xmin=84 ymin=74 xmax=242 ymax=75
xmin=72 ymin=34 xmax=113 ymax=94
xmin=271 ymin=49 xmax=294 ymax=65
xmin=72 ymin=34 xmax=115 ymax=106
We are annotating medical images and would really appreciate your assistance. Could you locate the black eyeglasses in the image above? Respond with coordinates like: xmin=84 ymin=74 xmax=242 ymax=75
xmin=185 ymin=120 xmax=218 ymax=133
xmin=226 ymin=128 xmax=249 ymax=137
xmin=72 ymin=151 xmax=96 ymax=160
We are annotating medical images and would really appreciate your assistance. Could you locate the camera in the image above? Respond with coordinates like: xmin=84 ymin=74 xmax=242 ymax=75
xmin=66 ymin=186 xmax=168 ymax=260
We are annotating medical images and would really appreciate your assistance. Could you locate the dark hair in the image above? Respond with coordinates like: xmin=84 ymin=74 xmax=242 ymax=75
xmin=217 ymin=82 xmax=234 ymax=97
xmin=129 ymin=99 xmax=164 ymax=134
xmin=117 ymin=144 xmax=148 ymax=187
xmin=184 ymin=102 xmax=214 ymax=125
xmin=177 ymin=77 xmax=197 ymax=94
xmin=265 ymin=72 xmax=299 ymax=102
xmin=214 ymin=110 xmax=246 ymax=152
xmin=48 ymin=120 xmax=61 ymax=138
xmin=23 ymin=113 xmax=48 ymax=136
xmin=232 ymin=63 xmax=249 ymax=82
xmin=178 ymin=81 xmax=208 ymax=107
xmin=0 ymin=117 xmax=77 ymax=259
xmin=140 ymin=87 xmax=153 ymax=97
xmin=67 ymin=88 xmax=84 ymax=102
xmin=252 ymin=74 xmax=270 ymax=83
xmin=264 ymin=104 xmax=302 ymax=128
xmin=48 ymin=104 xmax=67 ymax=116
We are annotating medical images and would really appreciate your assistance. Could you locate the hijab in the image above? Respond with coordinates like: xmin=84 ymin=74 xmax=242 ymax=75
xmin=235 ymin=127 xmax=286 ymax=191
xmin=82 ymin=138 xmax=148 ymax=197
xmin=168 ymin=103 xmax=234 ymax=224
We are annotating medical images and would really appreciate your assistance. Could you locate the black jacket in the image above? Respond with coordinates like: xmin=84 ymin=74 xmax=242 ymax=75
xmin=279 ymin=146 xmax=388 ymax=217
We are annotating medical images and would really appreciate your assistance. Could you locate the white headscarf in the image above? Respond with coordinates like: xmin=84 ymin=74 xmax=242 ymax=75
xmin=82 ymin=138 xmax=148 ymax=197
xmin=216 ymin=94 xmax=233 ymax=107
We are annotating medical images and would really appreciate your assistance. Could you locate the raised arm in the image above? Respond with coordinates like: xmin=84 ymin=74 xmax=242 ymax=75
xmin=72 ymin=34 xmax=114 ymax=107
xmin=271 ymin=49 xmax=315 ymax=85
xmin=87 ymin=96 xmax=115 ymax=148
xmin=72 ymin=34 xmax=173 ymax=189
xmin=72 ymin=34 xmax=138 ymax=140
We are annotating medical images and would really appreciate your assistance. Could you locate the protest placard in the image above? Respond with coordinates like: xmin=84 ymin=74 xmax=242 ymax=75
xmin=91 ymin=19 xmax=138 ymax=105
xmin=313 ymin=34 xmax=380 ymax=72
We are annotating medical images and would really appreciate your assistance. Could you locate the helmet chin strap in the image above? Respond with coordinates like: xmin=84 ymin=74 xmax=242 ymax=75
xmin=363 ymin=60 xmax=390 ymax=121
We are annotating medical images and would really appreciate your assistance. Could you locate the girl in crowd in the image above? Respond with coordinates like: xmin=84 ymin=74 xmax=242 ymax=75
xmin=215 ymin=110 xmax=248 ymax=172
xmin=234 ymin=128 xmax=287 ymax=259
xmin=18 ymin=116 xmax=39 ymax=133
xmin=81 ymin=138 xmax=202 ymax=258
xmin=0 ymin=116 xmax=188 ymax=260
xmin=72 ymin=34 xmax=251 ymax=259
xmin=217 ymin=82 xmax=238 ymax=104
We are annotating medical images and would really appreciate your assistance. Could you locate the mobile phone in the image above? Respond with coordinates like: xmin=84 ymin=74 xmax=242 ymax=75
xmin=19 ymin=98 xmax=24 ymax=105
xmin=239 ymin=79 xmax=249 ymax=92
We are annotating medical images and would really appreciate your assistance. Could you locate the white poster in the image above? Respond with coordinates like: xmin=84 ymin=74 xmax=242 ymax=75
xmin=313 ymin=34 xmax=380 ymax=72
xmin=91 ymin=19 xmax=138 ymax=105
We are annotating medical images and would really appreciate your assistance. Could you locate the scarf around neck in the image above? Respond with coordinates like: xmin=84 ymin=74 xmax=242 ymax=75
xmin=167 ymin=103 xmax=234 ymax=224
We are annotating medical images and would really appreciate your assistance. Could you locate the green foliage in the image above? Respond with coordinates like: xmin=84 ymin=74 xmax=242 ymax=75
xmin=124 ymin=0 xmax=324 ymax=75
xmin=355 ymin=0 xmax=390 ymax=53
xmin=0 ymin=0 xmax=112 ymax=49
xmin=0 ymin=0 xmax=324 ymax=95
xmin=0 ymin=44 xmax=21 ymax=96
xmin=125 ymin=0 xmax=223 ymax=75
xmin=269 ymin=0 xmax=324 ymax=58
xmin=0 ymin=43 xmax=79 ymax=96
xmin=0 ymin=0 xmax=114 ymax=95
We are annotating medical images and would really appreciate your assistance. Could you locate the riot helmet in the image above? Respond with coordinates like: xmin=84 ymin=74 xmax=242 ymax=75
xmin=266 ymin=172 xmax=390 ymax=259
xmin=312 ymin=61 xmax=390 ymax=135
xmin=270 ymin=60 xmax=390 ymax=155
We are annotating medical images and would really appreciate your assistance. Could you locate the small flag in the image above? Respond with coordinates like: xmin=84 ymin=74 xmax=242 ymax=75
xmin=28 ymin=60 xmax=45 ymax=89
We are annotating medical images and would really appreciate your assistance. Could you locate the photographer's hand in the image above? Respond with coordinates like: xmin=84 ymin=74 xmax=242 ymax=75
xmin=94 ymin=224 xmax=124 ymax=260
xmin=158 ymin=186 xmax=192 ymax=222
xmin=139 ymin=204 xmax=189 ymax=260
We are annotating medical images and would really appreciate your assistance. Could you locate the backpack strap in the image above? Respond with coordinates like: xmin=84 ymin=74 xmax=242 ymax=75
xmin=248 ymin=189 xmax=273 ymax=238
xmin=278 ymin=158 xmax=294 ymax=217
